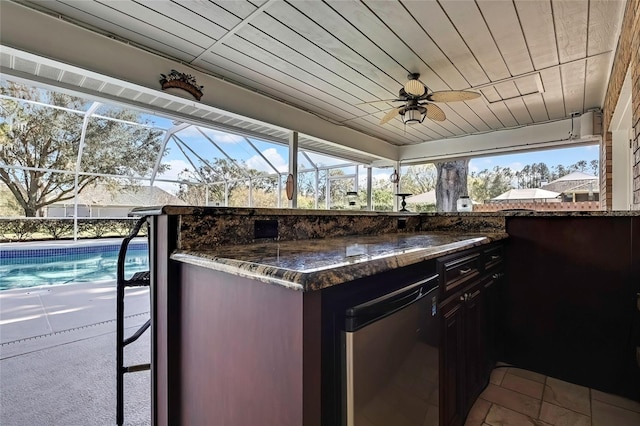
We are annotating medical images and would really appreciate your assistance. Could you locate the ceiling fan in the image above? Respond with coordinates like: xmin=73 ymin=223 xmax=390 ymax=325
xmin=366 ymin=73 xmax=481 ymax=125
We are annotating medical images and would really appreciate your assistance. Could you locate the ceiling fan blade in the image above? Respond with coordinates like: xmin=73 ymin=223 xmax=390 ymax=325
xmin=427 ymin=90 xmax=481 ymax=102
xmin=356 ymin=99 xmax=403 ymax=105
xmin=426 ymin=104 xmax=446 ymax=122
xmin=380 ymin=107 xmax=400 ymax=125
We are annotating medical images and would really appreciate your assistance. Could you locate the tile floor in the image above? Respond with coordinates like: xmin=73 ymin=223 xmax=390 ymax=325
xmin=465 ymin=366 xmax=640 ymax=426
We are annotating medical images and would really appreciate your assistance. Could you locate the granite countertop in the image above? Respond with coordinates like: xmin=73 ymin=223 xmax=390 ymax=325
xmin=171 ymin=231 xmax=508 ymax=292
xmin=131 ymin=205 xmax=640 ymax=217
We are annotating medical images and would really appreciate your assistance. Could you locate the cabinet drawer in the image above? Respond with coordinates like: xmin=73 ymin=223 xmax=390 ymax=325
xmin=483 ymin=244 xmax=504 ymax=270
xmin=439 ymin=252 xmax=482 ymax=294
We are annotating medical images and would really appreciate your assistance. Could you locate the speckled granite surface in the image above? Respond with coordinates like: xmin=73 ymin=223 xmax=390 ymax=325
xmin=128 ymin=205 xmax=636 ymax=291
xmin=132 ymin=205 xmax=640 ymax=218
xmin=420 ymin=211 xmax=640 ymax=217
xmin=171 ymin=232 xmax=508 ymax=291
xmin=419 ymin=214 xmax=506 ymax=232
xmin=178 ymin=212 xmax=422 ymax=250
xmin=132 ymin=206 xmax=421 ymax=217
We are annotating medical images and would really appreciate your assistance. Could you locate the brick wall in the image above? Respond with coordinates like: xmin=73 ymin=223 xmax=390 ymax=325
xmin=602 ymin=0 xmax=640 ymax=210
xmin=601 ymin=132 xmax=613 ymax=209
xmin=473 ymin=201 xmax=602 ymax=213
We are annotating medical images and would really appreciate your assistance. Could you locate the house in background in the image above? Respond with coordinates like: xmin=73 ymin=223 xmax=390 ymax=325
xmin=45 ymin=184 xmax=186 ymax=218
xmin=404 ymin=191 xmax=437 ymax=212
xmin=490 ymin=188 xmax=561 ymax=204
xmin=475 ymin=175 xmax=602 ymax=212
xmin=542 ymin=171 xmax=600 ymax=202
xmin=406 ymin=191 xmax=436 ymax=205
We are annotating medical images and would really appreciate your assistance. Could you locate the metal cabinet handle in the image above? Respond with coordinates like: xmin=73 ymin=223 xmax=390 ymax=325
xmin=491 ymin=255 xmax=500 ymax=260
xmin=492 ymin=273 xmax=499 ymax=279
xmin=459 ymin=293 xmax=469 ymax=302
xmin=459 ymin=268 xmax=472 ymax=275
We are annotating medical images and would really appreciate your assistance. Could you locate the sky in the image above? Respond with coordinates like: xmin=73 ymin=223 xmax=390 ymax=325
xmin=468 ymin=145 xmax=599 ymax=175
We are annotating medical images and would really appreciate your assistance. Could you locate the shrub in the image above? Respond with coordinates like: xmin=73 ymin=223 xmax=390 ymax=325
xmin=0 ymin=218 xmax=143 ymax=242
xmin=0 ymin=219 xmax=39 ymax=241
xmin=38 ymin=219 xmax=75 ymax=239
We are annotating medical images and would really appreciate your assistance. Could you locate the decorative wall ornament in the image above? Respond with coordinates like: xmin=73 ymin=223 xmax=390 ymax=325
xmin=159 ymin=69 xmax=204 ymax=101
xmin=285 ymin=174 xmax=295 ymax=200
xmin=389 ymin=169 xmax=400 ymax=184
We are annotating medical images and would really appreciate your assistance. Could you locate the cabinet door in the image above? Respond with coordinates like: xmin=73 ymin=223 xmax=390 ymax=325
xmin=441 ymin=296 xmax=466 ymax=426
xmin=505 ymin=217 xmax=632 ymax=394
xmin=464 ymin=283 xmax=486 ymax=403
xmin=483 ymin=271 xmax=504 ymax=374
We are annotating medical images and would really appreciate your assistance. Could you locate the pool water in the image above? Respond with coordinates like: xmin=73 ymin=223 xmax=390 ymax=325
xmin=0 ymin=244 xmax=149 ymax=291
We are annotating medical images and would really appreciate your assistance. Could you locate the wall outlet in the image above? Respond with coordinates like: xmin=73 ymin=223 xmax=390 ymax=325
xmin=254 ymin=220 xmax=278 ymax=239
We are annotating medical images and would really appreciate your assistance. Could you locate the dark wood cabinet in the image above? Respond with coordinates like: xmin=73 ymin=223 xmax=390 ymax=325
xmin=145 ymin=209 xmax=640 ymax=426
xmin=504 ymin=216 xmax=639 ymax=401
xmin=440 ymin=293 xmax=466 ymax=426
xmin=482 ymin=243 xmax=506 ymax=374
xmin=482 ymin=271 xmax=504 ymax=375
xmin=464 ymin=281 xmax=486 ymax=402
xmin=632 ymin=217 xmax=640 ymax=397
xmin=438 ymin=243 xmax=505 ymax=426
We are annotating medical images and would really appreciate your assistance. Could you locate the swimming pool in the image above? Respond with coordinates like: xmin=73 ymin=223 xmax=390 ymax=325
xmin=0 ymin=239 xmax=149 ymax=291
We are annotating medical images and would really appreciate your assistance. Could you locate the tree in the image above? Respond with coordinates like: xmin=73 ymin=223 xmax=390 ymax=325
xmin=435 ymin=159 xmax=469 ymax=212
xmin=570 ymin=160 xmax=588 ymax=173
xmin=469 ymin=166 xmax=514 ymax=202
xmin=370 ymin=175 xmax=394 ymax=211
xmin=551 ymin=164 xmax=568 ymax=181
xmin=0 ymin=82 xmax=165 ymax=216
xmin=399 ymin=164 xmax=437 ymax=195
xmin=296 ymin=168 xmax=354 ymax=209
xmin=175 ymin=158 xmax=278 ymax=206
xmin=515 ymin=162 xmax=551 ymax=188
xmin=0 ymin=182 xmax=22 ymax=216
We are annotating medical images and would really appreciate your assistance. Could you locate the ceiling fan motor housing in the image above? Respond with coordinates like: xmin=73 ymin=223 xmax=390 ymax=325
xmin=404 ymin=76 xmax=426 ymax=97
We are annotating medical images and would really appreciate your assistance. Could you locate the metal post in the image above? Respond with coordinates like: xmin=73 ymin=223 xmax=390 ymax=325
xmin=73 ymin=102 xmax=100 ymax=241
xmin=366 ymin=167 xmax=373 ymax=211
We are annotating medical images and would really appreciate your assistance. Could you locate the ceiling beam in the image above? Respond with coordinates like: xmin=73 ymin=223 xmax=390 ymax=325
xmin=192 ymin=0 xmax=278 ymax=64
xmin=399 ymin=118 xmax=599 ymax=163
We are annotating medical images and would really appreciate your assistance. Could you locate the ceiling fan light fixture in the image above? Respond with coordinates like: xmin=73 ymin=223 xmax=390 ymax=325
xmin=401 ymin=106 xmax=426 ymax=125
xmin=404 ymin=79 xmax=426 ymax=97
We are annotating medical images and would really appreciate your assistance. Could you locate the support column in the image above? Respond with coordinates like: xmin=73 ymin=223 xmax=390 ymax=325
xmin=366 ymin=167 xmax=372 ymax=211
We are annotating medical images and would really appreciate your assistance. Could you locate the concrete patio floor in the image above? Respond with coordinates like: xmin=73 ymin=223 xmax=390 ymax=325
xmin=0 ymin=281 xmax=151 ymax=425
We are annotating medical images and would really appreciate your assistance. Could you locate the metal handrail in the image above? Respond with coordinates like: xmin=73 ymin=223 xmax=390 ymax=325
xmin=116 ymin=215 xmax=151 ymax=426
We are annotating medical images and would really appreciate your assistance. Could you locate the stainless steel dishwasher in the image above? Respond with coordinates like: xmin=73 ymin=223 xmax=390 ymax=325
xmin=342 ymin=274 xmax=439 ymax=426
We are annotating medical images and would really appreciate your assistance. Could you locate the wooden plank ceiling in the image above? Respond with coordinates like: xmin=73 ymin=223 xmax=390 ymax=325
xmin=17 ymin=0 xmax=625 ymax=147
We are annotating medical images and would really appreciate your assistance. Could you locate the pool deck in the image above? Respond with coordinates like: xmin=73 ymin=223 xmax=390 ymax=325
xmin=0 ymin=281 xmax=151 ymax=425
